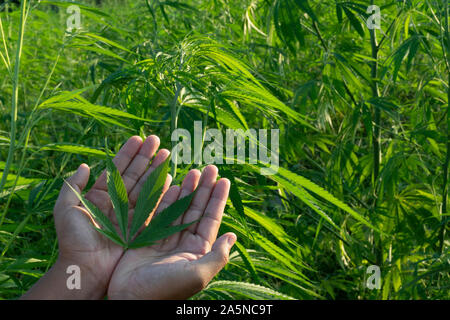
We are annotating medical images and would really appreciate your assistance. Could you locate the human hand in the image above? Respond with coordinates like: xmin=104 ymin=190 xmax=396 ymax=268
xmin=23 ymin=135 xmax=170 ymax=299
xmin=107 ymin=165 xmax=236 ymax=300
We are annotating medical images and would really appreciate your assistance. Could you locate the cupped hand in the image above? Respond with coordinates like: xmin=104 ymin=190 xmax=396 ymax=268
xmin=52 ymin=135 xmax=170 ymax=298
xmin=107 ymin=165 xmax=236 ymax=300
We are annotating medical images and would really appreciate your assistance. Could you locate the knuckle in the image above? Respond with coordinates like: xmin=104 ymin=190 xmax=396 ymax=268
xmin=125 ymin=170 xmax=141 ymax=182
xmin=197 ymin=241 xmax=210 ymax=256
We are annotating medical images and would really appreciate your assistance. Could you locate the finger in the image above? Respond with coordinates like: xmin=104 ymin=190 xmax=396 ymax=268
xmin=89 ymin=136 xmax=143 ymax=192
xmin=55 ymin=164 xmax=90 ymax=213
xmin=194 ymin=233 xmax=236 ymax=283
xmin=121 ymin=135 xmax=160 ymax=194
xmin=83 ymin=188 xmax=111 ymax=214
xmin=180 ymin=165 xmax=218 ymax=233
xmin=128 ymin=148 xmax=171 ymax=207
xmin=195 ymin=178 xmax=230 ymax=246
xmin=178 ymin=169 xmax=202 ymax=198
xmin=171 ymin=169 xmax=201 ymax=227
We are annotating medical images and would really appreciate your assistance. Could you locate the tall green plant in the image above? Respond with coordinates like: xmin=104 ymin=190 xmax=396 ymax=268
xmin=0 ymin=0 xmax=27 ymax=193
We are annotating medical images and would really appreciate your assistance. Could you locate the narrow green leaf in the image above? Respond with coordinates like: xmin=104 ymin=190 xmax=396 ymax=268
xmin=234 ymin=241 xmax=260 ymax=283
xmin=40 ymin=1 xmax=111 ymax=17
xmin=205 ymin=281 xmax=295 ymax=300
xmin=216 ymin=165 xmax=249 ymax=233
xmin=40 ymin=143 xmax=113 ymax=158
xmin=342 ymin=6 xmax=365 ymax=37
xmin=336 ymin=4 xmax=343 ymax=23
xmin=293 ymin=0 xmax=317 ymax=21
xmin=94 ymin=227 xmax=127 ymax=248
xmin=130 ymin=190 xmax=197 ymax=248
xmin=148 ymin=190 xmax=196 ymax=230
xmin=129 ymin=221 xmax=196 ymax=249
xmin=129 ymin=157 xmax=170 ymax=239
xmin=247 ymin=163 xmax=384 ymax=234
xmin=82 ymin=33 xmax=133 ymax=54
xmin=64 ymin=181 xmax=118 ymax=237
xmin=105 ymin=155 xmax=129 ymax=241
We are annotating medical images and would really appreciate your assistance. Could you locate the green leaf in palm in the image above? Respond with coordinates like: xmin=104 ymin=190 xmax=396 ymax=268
xmin=66 ymin=155 xmax=196 ymax=249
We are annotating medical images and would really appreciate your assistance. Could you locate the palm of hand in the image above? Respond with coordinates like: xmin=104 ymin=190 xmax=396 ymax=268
xmin=54 ymin=136 xmax=168 ymax=293
xmin=108 ymin=165 xmax=234 ymax=300
xmin=55 ymin=205 xmax=122 ymax=274
xmin=54 ymin=136 xmax=234 ymax=300
xmin=108 ymin=234 xmax=208 ymax=299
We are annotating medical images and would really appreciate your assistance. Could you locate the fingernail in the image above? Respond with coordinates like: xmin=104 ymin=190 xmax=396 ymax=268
xmin=227 ymin=233 xmax=237 ymax=246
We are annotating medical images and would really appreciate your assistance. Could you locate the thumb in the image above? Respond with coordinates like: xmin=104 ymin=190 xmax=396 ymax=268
xmin=195 ymin=232 xmax=237 ymax=281
xmin=55 ymin=164 xmax=90 ymax=211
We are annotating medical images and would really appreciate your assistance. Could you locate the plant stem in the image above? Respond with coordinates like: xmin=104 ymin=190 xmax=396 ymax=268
xmin=439 ymin=0 xmax=449 ymax=253
xmin=0 ymin=36 xmax=65 ymax=227
xmin=169 ymin=53 xmax=185 ymax=179
xmin=369 ymin=0 xmax=383 ymax=267
xmin=370 ymin=14 xmax=381 ymax=187
xmin=440 ymin=70 xmax=449 ymax=253
xmin=170 ymin=81 xmax=182 ymax=178
xmin=0 ymin=0 xmax=27 ymax=194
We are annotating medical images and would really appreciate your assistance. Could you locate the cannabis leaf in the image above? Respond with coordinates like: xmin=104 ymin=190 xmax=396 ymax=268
xmin=129 ymin=190 xmax=197 ymax=248
xmin=66 ymin=155 xmax=196 ymax=249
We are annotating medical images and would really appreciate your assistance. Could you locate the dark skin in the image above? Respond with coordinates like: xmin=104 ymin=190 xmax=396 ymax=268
xmin=22 ymin=135 xmax=236 ymax=300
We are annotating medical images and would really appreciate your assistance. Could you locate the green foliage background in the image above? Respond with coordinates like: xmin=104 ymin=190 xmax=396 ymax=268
xmin=0 ymin=0 xmax=448 ymax=299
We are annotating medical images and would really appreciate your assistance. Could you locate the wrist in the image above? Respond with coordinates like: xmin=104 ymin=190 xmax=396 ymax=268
xmin=55 ymin=256 xmax=109 ymax=299
xmin=22 ymin=256 xmax=108 ymax=300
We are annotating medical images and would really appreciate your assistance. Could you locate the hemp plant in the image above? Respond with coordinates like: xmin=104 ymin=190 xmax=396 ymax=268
xmin=67 ymin=156 xmax=196 ymax=249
